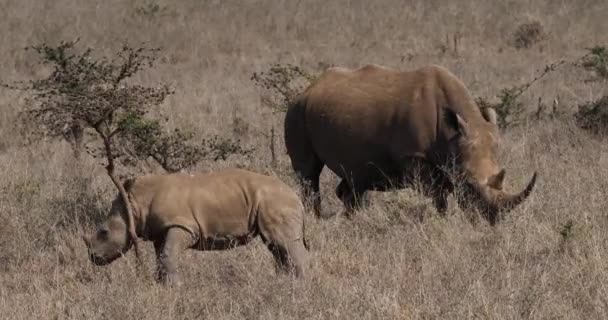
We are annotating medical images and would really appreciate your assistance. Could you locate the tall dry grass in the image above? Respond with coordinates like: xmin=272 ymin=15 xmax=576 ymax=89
xmin=1 ymin=0 xmax=608 ymax=319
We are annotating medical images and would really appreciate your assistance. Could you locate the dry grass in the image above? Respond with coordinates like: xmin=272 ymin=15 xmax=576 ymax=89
xmin=1 ymin=0 xmax=608 ymax=319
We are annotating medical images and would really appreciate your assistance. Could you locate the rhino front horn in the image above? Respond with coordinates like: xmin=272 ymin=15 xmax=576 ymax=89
xmin=496 ymin=171 xmax=537 ymax=211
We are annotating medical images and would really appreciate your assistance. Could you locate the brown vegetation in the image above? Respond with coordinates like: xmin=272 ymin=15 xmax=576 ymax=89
xmin=1 ymin=0 xmax=608 ymax=319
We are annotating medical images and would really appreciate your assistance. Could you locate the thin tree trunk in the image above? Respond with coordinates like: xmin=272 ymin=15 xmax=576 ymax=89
xmin=98 ymin=127 xmax=141 ymax=264
xmin=270 ymin=125 xmax=277 ymax=168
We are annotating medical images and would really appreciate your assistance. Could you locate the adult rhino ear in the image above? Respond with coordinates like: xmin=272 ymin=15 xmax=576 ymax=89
xmin=481 ymin=107 xmax=498 ymax=125
xmin=445 ymin=108 xmax=470 ymax=137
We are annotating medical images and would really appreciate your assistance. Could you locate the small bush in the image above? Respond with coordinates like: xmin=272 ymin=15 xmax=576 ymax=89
xmin=581 ymin=46 xmax=608 ymax=81
xmin=134 ymin=1 xmax=171 ymax=20
xmin=476 ymin=88 xmax=526 ymax=129
xmin=513 ymin=21 xmax=545 ymax=49
xmin=251 ymin=64 xmax=316 ymax=113
xmin=476 ymin=59 xmax=566 ymax=129
xmin=575 ymin=95 xmax=608 ymax=135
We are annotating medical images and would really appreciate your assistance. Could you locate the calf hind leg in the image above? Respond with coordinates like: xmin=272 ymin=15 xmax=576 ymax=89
xmin=261 ymin=234 xmax=308 ymax=278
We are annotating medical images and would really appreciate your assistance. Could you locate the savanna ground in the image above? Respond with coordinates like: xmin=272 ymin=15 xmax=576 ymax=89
xmin=1 ymin=0 xmax=608 ymax=319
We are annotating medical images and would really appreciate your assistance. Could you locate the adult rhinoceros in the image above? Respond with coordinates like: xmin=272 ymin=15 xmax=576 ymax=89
xmin=83 ymin=168 xmax=309 ymax=285
xmin=284 ymin=64 xmax=537 ymax=225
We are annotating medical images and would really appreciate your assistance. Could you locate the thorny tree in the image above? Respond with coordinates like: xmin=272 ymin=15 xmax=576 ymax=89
xmin=6 ymin=39 xmax=252 ymax=262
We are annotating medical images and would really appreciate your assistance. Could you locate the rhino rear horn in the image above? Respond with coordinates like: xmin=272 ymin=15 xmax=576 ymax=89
xmin=481 ymin=107 xmax=498 ymax=125
xmin=487 ymin=169 xmax=506 ymax=190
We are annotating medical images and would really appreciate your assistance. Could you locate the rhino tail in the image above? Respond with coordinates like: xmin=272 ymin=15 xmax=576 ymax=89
xmin=284 ymin=94 xmax=308 ymax=155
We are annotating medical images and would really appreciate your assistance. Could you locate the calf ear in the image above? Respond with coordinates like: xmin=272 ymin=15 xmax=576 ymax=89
xmin=445 ymin=108 xmax=470 ymax=137
xmin=123 ymin=178 xmax=135 ymax=191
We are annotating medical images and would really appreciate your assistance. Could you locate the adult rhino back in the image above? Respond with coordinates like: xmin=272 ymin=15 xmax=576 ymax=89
xmin=285 ymin=64 xmax=537 ymax=224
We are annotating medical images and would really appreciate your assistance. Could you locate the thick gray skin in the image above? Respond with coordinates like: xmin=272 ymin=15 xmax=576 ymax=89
xmin=285 ymin=64 xmax=536 ymax=224
xmin=83 ymin=168 xmax=309 ymax=286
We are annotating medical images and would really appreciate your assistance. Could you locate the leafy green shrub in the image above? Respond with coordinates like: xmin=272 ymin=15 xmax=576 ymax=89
xmin=251 ymin=63 xmax=316 ymax=113
xmin=251 ymin=64 xmax=316 ymax=167
xmin=581 ymin=46 xmax=608 ymax=81
xmin=475 ymin=60 xmax=566 ymax=129
xmin=476 ymin=88 xmax=526 ymax=129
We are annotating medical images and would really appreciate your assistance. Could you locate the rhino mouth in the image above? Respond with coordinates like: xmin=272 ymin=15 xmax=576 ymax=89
xmin=460 ymin=171 xmax=537 ymax=225
xmin=89 ymin=252 xmax=121 ymax=266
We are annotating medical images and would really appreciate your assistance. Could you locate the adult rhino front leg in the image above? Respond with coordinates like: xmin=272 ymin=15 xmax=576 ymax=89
xmin=154 ymin=227 xmax=195 ymax=287
xmin=419 ymin=168 xmax=454 ymax=215
xmin=335 ymin=179 xmax=369 ymax=218
xmin=398 ymin=158 xmax=454 ymax=216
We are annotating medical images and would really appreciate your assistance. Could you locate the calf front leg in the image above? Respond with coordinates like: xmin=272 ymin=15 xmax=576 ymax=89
xmin=155 ymin=227 xmax=195 ymax=287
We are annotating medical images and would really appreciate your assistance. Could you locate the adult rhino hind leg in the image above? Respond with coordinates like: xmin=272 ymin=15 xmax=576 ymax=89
xmin=302 ymin=161 xmax=325 ymax=219
xmin=289 ymin=153 xmax=325 ymax=219
xmin=285 ymin=98 xmax=327 ymax=219
xmin=154 ymin=227 xmax=195 ymax=287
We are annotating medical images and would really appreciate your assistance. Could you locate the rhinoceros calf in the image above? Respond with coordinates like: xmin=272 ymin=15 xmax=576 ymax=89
xmin=285 ymin=64 xmax=537 ymax=224
xmin=83 ymin=168 xmax=309 ymax=285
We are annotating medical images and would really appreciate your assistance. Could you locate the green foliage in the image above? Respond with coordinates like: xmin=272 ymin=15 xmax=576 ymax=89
xmin=581 ymin=46 xmax=608 ymax=81
xmin=476 ymin=88 xmax=526 ymax=129
xmin=251 ymin=63 xmax=316 ymax=113
xmin=8 ymin=39 xmax=251 ymax=174
xmin=575 ymin=95 xmax=608 ymax=135
xmin=475 ymin=59 xmax=566 ymax=129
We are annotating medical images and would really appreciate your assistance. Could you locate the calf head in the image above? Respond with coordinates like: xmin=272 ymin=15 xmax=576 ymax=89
xmin=446 ymin=107 xmax=537 ymax=224
xmin=83 ymin=198 xmax=132 ymax=265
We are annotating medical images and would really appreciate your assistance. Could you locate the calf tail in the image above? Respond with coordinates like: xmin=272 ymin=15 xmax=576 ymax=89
xmin=302 ymin=212 xmax=310 ymax=251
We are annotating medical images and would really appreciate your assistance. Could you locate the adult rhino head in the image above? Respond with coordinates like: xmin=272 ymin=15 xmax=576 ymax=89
xmin=445 ymin=106 xmax=537 ymax=224
xmin=284 ymin=64 xmax=537 ymax=224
